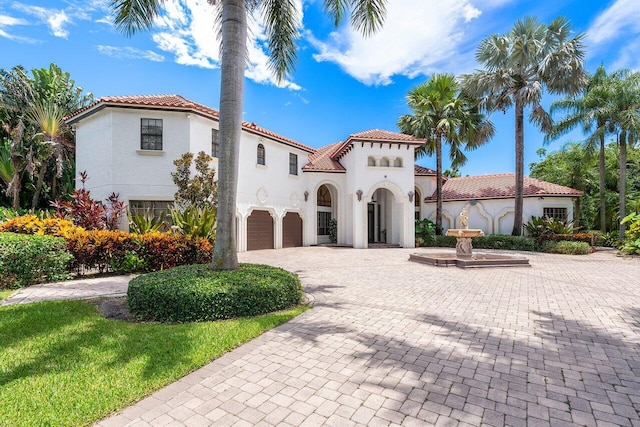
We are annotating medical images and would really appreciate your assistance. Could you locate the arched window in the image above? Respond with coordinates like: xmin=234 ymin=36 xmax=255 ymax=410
xmin=317 ymin=185 xmax=332 ymax=207
xmin=394 ymin=157 xmax=403 ymax=167
xmin=367 ymin=156 xmax=376 ymax=166
xmin=380 ymin=157 xmax=390 ymax=167
xmin=257 ymin=143 xmax=265 ymax=165
xmin=414 ymin=187 xmax=421 ymax=220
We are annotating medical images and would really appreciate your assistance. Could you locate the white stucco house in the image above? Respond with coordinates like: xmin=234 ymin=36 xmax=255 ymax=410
xmin=66 ymin=94 xmax=582 ymax=251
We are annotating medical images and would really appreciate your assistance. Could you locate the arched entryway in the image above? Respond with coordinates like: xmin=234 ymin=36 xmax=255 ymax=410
xmin=316 ymin=184 xmax=337 ymax=244
xmin=367 ymin=188 xmax=400 ymax=245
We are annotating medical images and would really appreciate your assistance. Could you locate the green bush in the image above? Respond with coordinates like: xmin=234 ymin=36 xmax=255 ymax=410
xmin=621 ymin=213 xmax=640 ymax=255
xmin=415 ymin=218 xmax=436 ymax=246
xmin=0 ymin=232 xmax=72 ymax=288
xmin=433 ymin=235 xmax=457 ymax=247
xmin=127 ymin=264 xmax=305 ymax=322
xmin=472 ymin=235 xmax=537 ymax=251
xmin=542 ymin=240 xmax=590 ymax=255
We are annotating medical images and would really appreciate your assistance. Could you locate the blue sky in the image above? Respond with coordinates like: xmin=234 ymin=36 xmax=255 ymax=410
xmin=1 ymin=0 xmax=639 ymax=176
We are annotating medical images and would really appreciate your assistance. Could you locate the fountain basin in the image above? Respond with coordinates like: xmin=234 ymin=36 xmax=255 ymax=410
xmin=409 ymin=252 xmax=530 ymax=268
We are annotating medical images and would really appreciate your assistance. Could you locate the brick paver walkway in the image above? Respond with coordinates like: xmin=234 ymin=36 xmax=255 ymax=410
xmin=94 ymin=247 xmax=640 ymax=426
xmin=1 ymin=275 xmax=131 ymax=306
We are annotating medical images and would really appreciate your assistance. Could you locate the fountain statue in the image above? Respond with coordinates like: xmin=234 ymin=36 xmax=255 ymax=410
xmin=445 ymin=209 xmax=484 ymax=259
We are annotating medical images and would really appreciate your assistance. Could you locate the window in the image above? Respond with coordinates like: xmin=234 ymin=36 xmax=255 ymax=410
xmin=257 ymin=143 xmax=265 ymax=165
xmin=129 ymin=200 xmax=171 ymax=222
xmin=394 ymin=157 xmax=403 ymax=167
xmin=317 ymin=185 xmax=332 ymax=207
xmin=367 ymin=156 xmax=376 ymax=166
xmin=289 ymin=153 xmax=298 ymax=175
xmin=414 ymin=187 xmax=421 ymax=220
xmin=543 ymin=207 xmax=567 ymax=221
xmin=211 ymin=128 xmax=219 ymax=158
xmin=141 ymin=118 xmax=163 ymax=150
xmin=380 ymin=157 xmax=390 ymax=167
xmin=318 ymin=211 xmax=332 ymax=235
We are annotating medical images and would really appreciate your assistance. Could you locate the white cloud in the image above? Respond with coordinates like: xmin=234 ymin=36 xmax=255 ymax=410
xmin=0 ymin=13 xmax=34 ymax=41
xmin=587 ymin=0 xmax=640 ymax=45
xmin=307 ymin=0 xmax=483 ymax=85
xmin=13 ymin=4 xmax=72 ymax=38
xmin=97 ymin=45 xmax=165 ymax=62
xmin=150 ymin=0 xmax=302 ymax=90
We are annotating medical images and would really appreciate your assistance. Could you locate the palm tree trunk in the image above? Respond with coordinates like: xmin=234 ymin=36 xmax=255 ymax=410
xmin=31 ymin=162 xmax=47 ymax=209
xmin=619 ymin=131 xmax=627 ymax=238
xmin=435 ymin=133 xmax=443 ymax=235
xmin=512 ymin=96 xmax=524 ymax=236
xmin=598 ymin=134 xmax=606 ymax=232
xmin=212 ymin=0 xmax=246 ymax=270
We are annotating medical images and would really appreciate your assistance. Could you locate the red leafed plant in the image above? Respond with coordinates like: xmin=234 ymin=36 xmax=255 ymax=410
xmin=51 ymin=171 xmax=125 ymax=230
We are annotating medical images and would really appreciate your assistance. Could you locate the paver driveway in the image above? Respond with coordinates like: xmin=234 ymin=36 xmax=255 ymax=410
xmin=99 ymin=248 xmax=640 ymax=426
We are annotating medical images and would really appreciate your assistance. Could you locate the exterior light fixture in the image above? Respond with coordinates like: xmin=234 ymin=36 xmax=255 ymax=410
xmin=356 ymin=190 xmax=363 ymax=201
xmin=304 ymin=191 xmax=309 ymax=202
xmin=408 ymin=190 xmax=415 ymax=202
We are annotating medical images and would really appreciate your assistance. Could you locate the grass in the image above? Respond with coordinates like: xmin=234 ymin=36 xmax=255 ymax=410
xmin=0 ymin=289 xmax=13 ymax=300
xmin=0 ymin=300 xmax=308 ymax=427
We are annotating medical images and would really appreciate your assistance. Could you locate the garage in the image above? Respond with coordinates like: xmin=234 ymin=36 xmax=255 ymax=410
xmin=282 ymin=212 xmax=303 ymax=248
xmin=247 ymin=210 xmax=274 ymax=251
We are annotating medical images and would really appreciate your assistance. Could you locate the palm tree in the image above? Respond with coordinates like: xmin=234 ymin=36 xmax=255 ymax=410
xmin=111 ymin=0 xmax=387 ymax=269
xmin=547 ymin=66 xmax=615 ymax=232
xmin=462 ymin=17 xmax=586 ymax=235
xmin=605 ymin=71 xmax=640 ymax=237
xmin=398 ymin=73 xmax=494 ymax=234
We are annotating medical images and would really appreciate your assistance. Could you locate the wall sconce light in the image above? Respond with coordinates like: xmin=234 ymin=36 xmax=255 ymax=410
xmin=304 ymin=191 xmax=309 ymax=202
xmin=356 ymin=190 xmax=363 ymax=201
xmin=408 ymin=190 xmax=414 ymax=203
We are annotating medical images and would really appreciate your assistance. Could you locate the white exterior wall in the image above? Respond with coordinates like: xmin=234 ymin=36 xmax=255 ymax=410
xmin=235 ymin=132 xmax=310 ymax=252
xmin=423 ymin=197 xmax=577 ymax=235
xmin=341 ymin=141 xmax=417 ymax=248
xmin=301 ymin=172 xmax=347 ymax=246
xmin=74 ymin=111 xmax=113 ymax=200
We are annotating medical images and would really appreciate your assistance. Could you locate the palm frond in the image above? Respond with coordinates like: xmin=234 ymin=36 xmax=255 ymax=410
xmin=350 ymin=0 xmax=386 ymax=37
xmin=111 ymin=0 xmax=164 ymax=36
xmin=261 ymin=0 xmax=300 ymax=82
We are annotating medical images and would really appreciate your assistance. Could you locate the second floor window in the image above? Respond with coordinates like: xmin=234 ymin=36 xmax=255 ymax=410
xmin=289 ymin=153 xmax=298 ymax=175
xmin=211 ymin=128 xmax=219 ymax=158
xmin=257 ymin=143 xmax=265 ymax=165
xmin=141 ymin=118 xmax=163 ymax=150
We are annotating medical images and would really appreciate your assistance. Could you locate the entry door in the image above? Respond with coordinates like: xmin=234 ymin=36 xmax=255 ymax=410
xmin=367 ymin=203 xmax=375 ymax=243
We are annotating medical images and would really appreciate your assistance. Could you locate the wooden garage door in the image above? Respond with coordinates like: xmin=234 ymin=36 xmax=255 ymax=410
xmin=247 ymin=210 xmax=274 ymax=251
xmin=282 ymin=212 xmax=303 ymax=248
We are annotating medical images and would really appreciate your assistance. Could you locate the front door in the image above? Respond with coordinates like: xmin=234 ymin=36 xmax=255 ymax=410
xmin=367 ymin=203 xmax=375 ymax=243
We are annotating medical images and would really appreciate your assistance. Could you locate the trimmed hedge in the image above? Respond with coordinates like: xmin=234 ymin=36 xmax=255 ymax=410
xmin=0 ymin=232 xmax=73 ymax=288
xmin=430 ymin=234 xmax=537 ymax=251
xmin=128 ymin=264 xmax=305 ymax=322
xmin=542 ymin=240 xmax=590 ymax=255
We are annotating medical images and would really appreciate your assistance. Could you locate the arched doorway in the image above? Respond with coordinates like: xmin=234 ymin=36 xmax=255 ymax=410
xmin=316 ymin=184 xmax=336 ymax=244
xmin=367 ymin=188 xmax=399 ymax=245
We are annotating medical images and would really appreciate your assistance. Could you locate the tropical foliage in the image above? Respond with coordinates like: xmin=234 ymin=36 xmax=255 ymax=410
xmin=0 ymin=63 xmax=92 ymax=209
xmin=399 ymin=73 xmax=494 ymax=234
xmin=462 ymin=17 xmax=586 ymax=235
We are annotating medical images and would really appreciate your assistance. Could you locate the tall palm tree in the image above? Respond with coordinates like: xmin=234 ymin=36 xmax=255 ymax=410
xmin=604 ymin=70 xmax=640 ymax=237
xmin=398 ymin=73 xmax=494 ymax=234
xmin=111 ymin=0 xmax=387 ymax=269
xmin=547 ymin=65 xmax=614 ymax=232
xmin=462 ymin=17 xmax=586 ymax=235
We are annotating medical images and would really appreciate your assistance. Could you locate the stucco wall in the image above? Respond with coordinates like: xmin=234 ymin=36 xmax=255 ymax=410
xmin=74 ymin=111 xmax=113 ymax=201
xmin=423 ymin=197 xmax=576 ymax=235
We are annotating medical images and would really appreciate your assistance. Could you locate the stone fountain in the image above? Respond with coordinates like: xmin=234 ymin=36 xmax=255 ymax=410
xmin=409 ymin=209 xmax=530 ymax=268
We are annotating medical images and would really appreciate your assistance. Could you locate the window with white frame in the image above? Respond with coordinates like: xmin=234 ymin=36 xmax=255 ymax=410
xmin=543 ymin=207 xmax=567 ymax=221
xmin=257 ymin=143 xmax=265 ymax=165
xmin=211 ymin=128 xmax=219 ymax=158
xmin=289 ymin=153 xmax=298 ymax=175
xmin=141 ymin=118 xmax=163 ymax=150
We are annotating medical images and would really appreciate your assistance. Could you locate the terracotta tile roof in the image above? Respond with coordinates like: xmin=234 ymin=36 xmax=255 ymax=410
xmin=66 ymin=94 xmax=314 ymax=153
xmin=331 ymin=129 xmax=425 ymax=159
xmin=414 ymin=165 xmax=437 ymax=176
xmin=302 ymin=142 xmax=346 ymax=172
xmin=425 ymin=173 xmax=583 ymax=201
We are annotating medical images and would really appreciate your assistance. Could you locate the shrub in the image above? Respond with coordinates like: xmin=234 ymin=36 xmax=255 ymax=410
xmin=169 ymin=205 xmax=216 ymax=241
xmin=127 ymin=264 xmax=304 ymax=322
xmin=472 ymin=235 xmax=537 ymax=251
xmin=415 ymin=218 xmax=436 ymax=246
xmin=541 ymin=232 xmax=599 ymax=246
xmin=328 ymin=218 xmax=338 ymax=244
xmin=137 ymin=232 xmax=212 ymax=271
xmin=0 ymin=232 xmax=72 ymax=288
xmin=542 ymin=240 xmax=590 ymax=255
xmin=433 ymin=235 xmax=457 ymax=247
xmin=0 ymin=215 xmax=77 ymax=237
xmin=128 ymin=209 xmax=165 ymax=234
xmin=621 ymin=213 xmax=640 ymax=255
xmin=525 ymin=216 xmax=578 ymax=240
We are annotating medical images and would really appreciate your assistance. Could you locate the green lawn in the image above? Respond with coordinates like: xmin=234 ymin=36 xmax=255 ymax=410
xmin=0 ymin=300 xmax=308 ymax=427
xmin=0 ymin=289 xmax=13 ymax=300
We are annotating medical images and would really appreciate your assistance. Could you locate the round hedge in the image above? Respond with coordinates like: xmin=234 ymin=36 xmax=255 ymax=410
xmin=127 ymin=263 xmax=304 ymax=322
